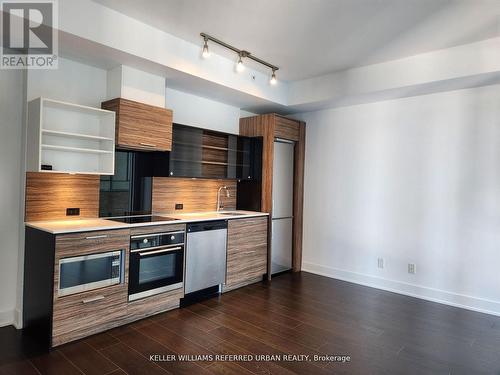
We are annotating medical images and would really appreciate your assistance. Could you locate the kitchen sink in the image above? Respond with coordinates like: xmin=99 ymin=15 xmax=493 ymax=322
xmin=218 ymin=212 xmax=245 ymax=216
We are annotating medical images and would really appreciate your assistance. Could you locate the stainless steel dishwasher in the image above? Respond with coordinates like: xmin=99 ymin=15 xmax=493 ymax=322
xmin=185 ymin=220 xmax=227 ymax=294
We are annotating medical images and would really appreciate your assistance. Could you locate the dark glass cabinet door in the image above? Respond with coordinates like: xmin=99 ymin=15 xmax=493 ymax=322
xmin=99 ymin=150 xmax=169 ymax=217
xmin=227 ymin=136 xmax=262 ymax=181
xmin=241 ymin=136 xmax=262 ymax=181
xmin=168 ymin=125 xmax=204 ymax=178
xmin=169 ymin=123 xmax=262 ymax=180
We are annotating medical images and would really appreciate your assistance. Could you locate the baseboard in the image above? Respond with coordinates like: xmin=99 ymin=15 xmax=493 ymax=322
xmin=0 ymin=309 xmax=15 ymax=328
xmin=302 ymin=262 xmax=500 ymax=317
xmin=14 ymin=308 xmax=22 ymax=329
xmin=0 ymin=308 xmax=22 ymax=329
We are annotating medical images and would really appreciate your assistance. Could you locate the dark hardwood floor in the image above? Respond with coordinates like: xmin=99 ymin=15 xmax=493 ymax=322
xmin=2 ymin=272 xmax=500 ymax=375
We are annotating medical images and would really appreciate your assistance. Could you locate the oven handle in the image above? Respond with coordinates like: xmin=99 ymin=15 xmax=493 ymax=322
xmin=137 ymin=246 xmax=183 ymax=256
xmin=130 ymin=244 xmax=183 ymax=253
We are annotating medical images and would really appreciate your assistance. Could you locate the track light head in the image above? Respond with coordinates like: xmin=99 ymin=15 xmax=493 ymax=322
xmin=236 ymin=53 xmax=245 ymax=72
xmin=270 ymin=69 xmax=277 ymax=85
xmin=202 ymin=37 xmax=210 ymax=58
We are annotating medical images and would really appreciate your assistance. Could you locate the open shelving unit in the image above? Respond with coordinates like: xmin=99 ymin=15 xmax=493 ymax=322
xmin=27 ymin=98 xmax=116 ymax=175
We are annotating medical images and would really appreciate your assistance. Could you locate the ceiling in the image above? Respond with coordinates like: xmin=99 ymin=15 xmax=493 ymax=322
xmin=93 ymin=0 xmax=500 ymax=82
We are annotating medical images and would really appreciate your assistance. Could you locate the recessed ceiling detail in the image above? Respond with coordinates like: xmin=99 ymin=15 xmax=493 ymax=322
xmin=94 ymin=0 xmax=500 ymax=81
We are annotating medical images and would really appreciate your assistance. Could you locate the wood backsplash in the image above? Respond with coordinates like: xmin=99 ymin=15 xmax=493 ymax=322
xmin=26 ymin=174 xmax=237 ymax=221
xmin=152 ymin=177 xmax=237 ymax=213
xmin=25 ymin=172 xmax=100 ymax=221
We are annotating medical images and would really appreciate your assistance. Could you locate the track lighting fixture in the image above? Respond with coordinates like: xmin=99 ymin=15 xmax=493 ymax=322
xmin=236 ymin=53 xmax=245 ymax=72
xmin=200 ymin=33 xmax=279 ymax=85
xmin=270 ymin=69 xmax=277 ymax=85
xmin=202 ymin=37 xmax=210 ymax=58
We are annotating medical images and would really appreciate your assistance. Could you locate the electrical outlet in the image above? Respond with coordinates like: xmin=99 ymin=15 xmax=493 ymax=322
xmin=408 ymin=263 xmax=416 ymax=274
xmin=66 ymin=207 xmax=80 ymax=216
xmin=377 ymin=258 xmax=384 ymax=269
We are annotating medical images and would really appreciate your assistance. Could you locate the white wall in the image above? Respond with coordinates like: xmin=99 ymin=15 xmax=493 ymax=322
xmin=107 ymin=65 xmax=166 ymax=107
xmin=0 ymin=58 xmax=108 ymax=328
xmin=166 ymin=87 xmax=241 ymax=134
xmin=296 ymin=84 xmax=500 ymax=315
xmin=0 ymin=70 xmax=24 ymax=327
xmin=240 ymin=110 xmax=257 ymax=118
xmin=27 ymin=57 xmax=107 ymax=106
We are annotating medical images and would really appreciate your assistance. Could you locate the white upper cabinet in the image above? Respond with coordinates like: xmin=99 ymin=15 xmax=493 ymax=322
xmin=27 ymin=98 xmax=116 ymax=175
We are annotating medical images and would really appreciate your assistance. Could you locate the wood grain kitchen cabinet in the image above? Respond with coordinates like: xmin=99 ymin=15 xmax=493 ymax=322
xmin=224 ymin=216 xmax=268 ymax=292
xmin=52 ymin=283 xmax=128 ymax=346
xmin=274 ymin=115 xmax=300 ymax=141
xmin=23 ymin=225 xmax=185 ymax=348
xmin=239 ymin=114 xmax=305 ymax=277
xmin=52 ymin=229 xmax=130 ymax=346
xmin=23 ymin=227 xmax=130 ymax=347
xmin=101 ymin=98 xmax=173 ymax=151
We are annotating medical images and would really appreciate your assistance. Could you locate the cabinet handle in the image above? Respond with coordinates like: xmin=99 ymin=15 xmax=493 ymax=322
xmin=82 ymin=295 xmax=105 ymax=304
xmin=139 ymin=142 xmax=157 ymax=148
xmin=85 ymin=235 xmax=108 ymax=240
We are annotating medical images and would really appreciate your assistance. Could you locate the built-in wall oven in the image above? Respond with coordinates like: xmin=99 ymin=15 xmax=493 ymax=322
xmin=128 ymin=229 xmax=185 ymax=301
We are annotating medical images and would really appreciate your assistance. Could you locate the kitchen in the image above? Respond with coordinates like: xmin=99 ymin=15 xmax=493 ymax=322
xmin=21 ymin=65 xmax=305 ymax=348
xmin=3 ymin=1 xmax=500 ymax=374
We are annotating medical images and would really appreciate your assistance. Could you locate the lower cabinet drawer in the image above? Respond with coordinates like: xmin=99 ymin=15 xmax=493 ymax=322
xmin=55 ymin=229 xmax=130 ymax=257
xmin=52 ymin=284 xmax=128 ymax=346
xmin=127 ymin=287 xmax=183 ymax=321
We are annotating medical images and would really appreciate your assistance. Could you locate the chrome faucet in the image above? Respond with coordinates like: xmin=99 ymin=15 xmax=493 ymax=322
xmin=217 ymin=186 xmax=230 ymax=212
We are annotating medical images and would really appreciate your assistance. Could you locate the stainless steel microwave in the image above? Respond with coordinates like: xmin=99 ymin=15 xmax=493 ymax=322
xmin=58 ymin=250 xmax=124 ymax=297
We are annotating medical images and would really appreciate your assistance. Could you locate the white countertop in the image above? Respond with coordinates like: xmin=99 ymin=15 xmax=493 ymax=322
xmin=25 ymin=210 xmax=269 ymax=234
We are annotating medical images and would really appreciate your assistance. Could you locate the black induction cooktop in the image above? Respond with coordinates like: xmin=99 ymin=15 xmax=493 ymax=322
xmin=107 ymin=215 xmax=179 ymax=224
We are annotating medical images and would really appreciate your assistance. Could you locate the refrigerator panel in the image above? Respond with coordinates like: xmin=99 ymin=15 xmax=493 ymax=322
xmin=271 ymin=218 xmax=293 ymax=274
xmin=272 ymin=141 xmax=294 ymax=219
